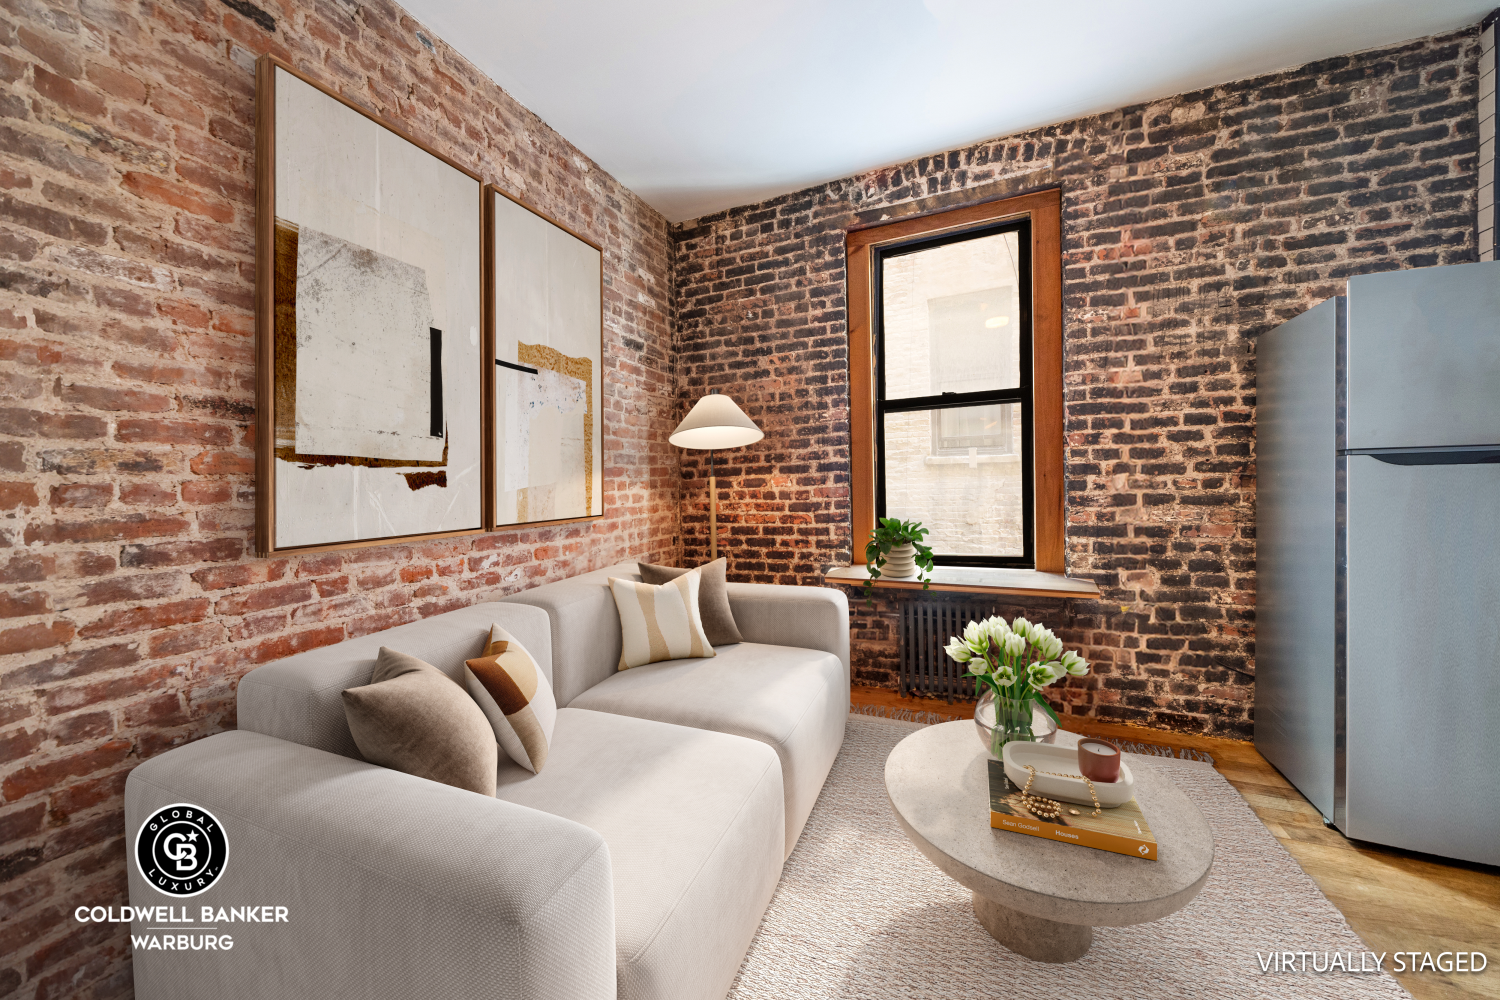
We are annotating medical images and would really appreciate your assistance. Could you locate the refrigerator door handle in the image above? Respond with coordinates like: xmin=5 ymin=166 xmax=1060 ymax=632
xmin=1350 ymin=447 xmax=1500 ymax=466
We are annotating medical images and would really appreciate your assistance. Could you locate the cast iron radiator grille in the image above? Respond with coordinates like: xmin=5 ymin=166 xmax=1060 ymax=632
xmin=899 ymin=599 xmax=1001 ymax=700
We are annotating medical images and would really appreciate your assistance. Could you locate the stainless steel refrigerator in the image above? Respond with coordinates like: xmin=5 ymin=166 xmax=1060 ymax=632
xmin=1257 ymin=260 xmax=1500 ymax=867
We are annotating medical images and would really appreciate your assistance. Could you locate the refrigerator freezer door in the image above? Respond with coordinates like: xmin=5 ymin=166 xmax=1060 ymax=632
xmin=1345 ymin=260 xmax=1500 ymax=451
xmin=1344 ymin=455 xmax=1500 ymax=865
xmin=1254 ymin=297 xmax=1338 ymax=820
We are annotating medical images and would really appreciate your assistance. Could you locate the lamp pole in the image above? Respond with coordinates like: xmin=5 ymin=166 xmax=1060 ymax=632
xmin=708 ymin=448 xmax=716 ymax=560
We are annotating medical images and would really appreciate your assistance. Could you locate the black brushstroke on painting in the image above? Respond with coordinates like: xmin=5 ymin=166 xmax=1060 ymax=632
xmin=496 ymin=359 xmax=539 ymax=375
xmin=430 ymin=328 xmax=444 ymax=438
xmin=219 ymin=0 xmax=275 ymax=32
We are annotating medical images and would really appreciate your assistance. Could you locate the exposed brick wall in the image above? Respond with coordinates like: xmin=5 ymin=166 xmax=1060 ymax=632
xmin=673 ymin=31 xmax=1480 ymax=737
xmin=0 ymin=2 xmax=677 ymax=997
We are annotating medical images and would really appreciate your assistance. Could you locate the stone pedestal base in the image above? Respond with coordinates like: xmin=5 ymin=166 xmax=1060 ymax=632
xmin=971 ymin=891 xmax=1093 ymax=963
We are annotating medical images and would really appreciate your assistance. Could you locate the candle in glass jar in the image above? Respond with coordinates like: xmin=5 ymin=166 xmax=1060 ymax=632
xmin=1077 ymin=738 xmax=1121 ymax=783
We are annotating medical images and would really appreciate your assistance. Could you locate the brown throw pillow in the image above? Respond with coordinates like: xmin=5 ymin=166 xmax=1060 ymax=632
xmin=465 ymin=624 xmax=556 ymax=774
xmin=637 ymin=557 xmax=744 ymax=645
xmin=341 ymin=647 xmax=498 ymax=797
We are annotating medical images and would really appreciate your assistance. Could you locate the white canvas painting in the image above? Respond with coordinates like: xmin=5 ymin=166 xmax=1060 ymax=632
xmin=500 ymin=365 xmax=589 ymax=521
xmin=492 ymin=191 xmax=602 ymax=526
xmin=293 ymin=227 xmax=445 ymax=463
xmin=270 ymin=68 xmax=481 ymax=550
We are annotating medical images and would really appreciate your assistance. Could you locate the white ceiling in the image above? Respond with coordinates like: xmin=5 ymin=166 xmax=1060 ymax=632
xmin=401 ymin=0 xmax=1492 ymax=223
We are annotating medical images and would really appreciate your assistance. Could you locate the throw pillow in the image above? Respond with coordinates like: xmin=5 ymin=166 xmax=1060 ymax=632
xmin=464 ymin=624 xmax=557 ymax=774
xmin=637 ymin=557 xmax=745 ymax=646
xmin=341 ymin=647 xmax=498 ymax=797
xmin=610 ymin=569 xmax=716 ymax=669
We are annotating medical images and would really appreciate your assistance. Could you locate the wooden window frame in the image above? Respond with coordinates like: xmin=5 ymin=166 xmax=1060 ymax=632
xmin=847 ymin=188 xmax=1064 ymax=573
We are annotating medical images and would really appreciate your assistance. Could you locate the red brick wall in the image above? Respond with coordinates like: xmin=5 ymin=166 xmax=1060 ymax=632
xmin=0 ymin=2 xmax=677 ymax=996
xmin=673 ymin=31 xmax=1480 ymax=737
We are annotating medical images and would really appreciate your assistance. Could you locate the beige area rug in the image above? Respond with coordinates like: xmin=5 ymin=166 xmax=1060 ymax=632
xmin=727 ymin=714 xmax=1409 ymax=1000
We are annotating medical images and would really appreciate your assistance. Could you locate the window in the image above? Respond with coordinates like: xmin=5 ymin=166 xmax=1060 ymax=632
xmin=876 ymin=222 xmax=1031 ymax=563
xmin=847 ymin=190 xmax=1064 ymax=572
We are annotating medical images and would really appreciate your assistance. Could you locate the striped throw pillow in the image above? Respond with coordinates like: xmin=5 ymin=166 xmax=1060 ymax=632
xmin=464 ymin=624 xmax=557 ymax=774
xmin=610 ymin=569 xmax=716 ymax=669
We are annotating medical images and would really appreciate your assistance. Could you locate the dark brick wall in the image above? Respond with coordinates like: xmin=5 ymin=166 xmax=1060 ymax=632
xmin=672 ymin=30 xmax=1481 ymax=737
xmin=0 ymin=1 xmax=676 ymax=996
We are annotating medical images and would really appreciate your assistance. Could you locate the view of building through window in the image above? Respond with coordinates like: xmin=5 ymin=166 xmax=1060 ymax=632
xmin=878 ymin=228 xmax=1026 ymax=559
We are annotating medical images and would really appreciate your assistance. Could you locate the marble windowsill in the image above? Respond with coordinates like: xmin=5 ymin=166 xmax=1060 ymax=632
xmin=823 ymin=564 xmax=1102 ymax=599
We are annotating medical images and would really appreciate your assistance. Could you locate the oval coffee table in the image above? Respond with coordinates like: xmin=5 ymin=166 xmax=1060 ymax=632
xmin=885 ymin=720 xmax=1214 ymax=962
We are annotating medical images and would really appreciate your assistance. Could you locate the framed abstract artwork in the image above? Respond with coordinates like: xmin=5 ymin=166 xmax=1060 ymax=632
xmin=254 ymin=56 xmax=484 ymax=554
xmin=484 ymin=186 xmax=604 ymax=530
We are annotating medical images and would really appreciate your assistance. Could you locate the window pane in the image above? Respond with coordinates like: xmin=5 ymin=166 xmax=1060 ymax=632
xmin=936 ymin=403 xmax=1012 ymax=455
xmin=883 ymin=403 xmax=1023 ymax=557
xmin=881 ymin=230 xmax=1022 ymax=400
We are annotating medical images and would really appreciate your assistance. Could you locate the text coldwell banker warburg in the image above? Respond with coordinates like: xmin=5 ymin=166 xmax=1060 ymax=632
xmin=76 ymin=905 xmax=289 ymax=951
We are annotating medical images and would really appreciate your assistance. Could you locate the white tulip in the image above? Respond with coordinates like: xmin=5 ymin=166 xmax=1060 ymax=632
xmin=963 ymin=620 xmax=986 ymax=646
xmin=1026 ymin=661 xmax=1057 ymax=688
xmin=1039 ymin=634 xmax=1063 ymax=661
xmin=993 ymin=664 xmax=1017 ymax=685
xmin=1004 ymin=632 xmax=1027 ymax=657
xmin=1011 ymin=617 xmax=1032 ymax=639
xmin=1061 ymin=650 xmax=1089 ymax=676
xmin=944 ymin=637 xmax=972 ymax=663
xmin=982 ymin=616 xmax=1012 ymax=644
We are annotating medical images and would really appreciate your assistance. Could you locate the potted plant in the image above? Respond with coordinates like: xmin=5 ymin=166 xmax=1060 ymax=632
xmin=863 ymin=517 xmax=935 ymax=604
xmin=944 ymin=615 xmax=1090 ymax=758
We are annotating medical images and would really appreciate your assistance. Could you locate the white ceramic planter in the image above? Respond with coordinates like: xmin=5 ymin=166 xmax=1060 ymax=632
xmin=882 ymin=543 xmax=918 ymax=577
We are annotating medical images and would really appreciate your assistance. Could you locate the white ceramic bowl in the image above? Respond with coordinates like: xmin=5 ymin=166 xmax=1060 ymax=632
xmin=1001 ymin=740 xmax=1136 ymax=808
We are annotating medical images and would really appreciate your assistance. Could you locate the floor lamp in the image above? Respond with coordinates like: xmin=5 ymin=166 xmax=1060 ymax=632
xmin=670 ymin=390 xmax=763 ymax=560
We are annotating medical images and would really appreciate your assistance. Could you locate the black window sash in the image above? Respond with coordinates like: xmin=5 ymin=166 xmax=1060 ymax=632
xmin=872 ymin=217 xmax=1035 ymax=569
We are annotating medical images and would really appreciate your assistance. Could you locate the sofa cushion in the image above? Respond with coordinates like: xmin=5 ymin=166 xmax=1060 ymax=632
xmin=638 ymin=557 xmax=744 ymax=645
xmin=496 ymin=708 xmax=783 ymax=1000
xmin=499 ymin=562 xmax=640 ymax=706
xmin=567 ymin=642 xmax=846 ymax=854
xmin=238 ymin=602 xmax=554 ymax=761
xmin=342 ymin=647 xmax=499 ymax=796
xmin=465 ymin=624 xmax=556 ymax=774
xmin=610 ymin=571 xmax=715 ymax=668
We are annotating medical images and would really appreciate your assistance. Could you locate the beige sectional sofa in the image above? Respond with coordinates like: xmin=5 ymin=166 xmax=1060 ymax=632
xmin=125 ymin=563 xmax=849 ymax=1000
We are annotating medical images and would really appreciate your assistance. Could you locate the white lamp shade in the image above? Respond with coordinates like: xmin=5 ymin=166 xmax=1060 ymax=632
xmin=669 ymin=393 xmax=763 ymax=451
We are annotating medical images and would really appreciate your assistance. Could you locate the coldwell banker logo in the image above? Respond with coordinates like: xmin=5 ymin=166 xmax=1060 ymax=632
xmin=135 ymin=803 xmax=228 ymax=897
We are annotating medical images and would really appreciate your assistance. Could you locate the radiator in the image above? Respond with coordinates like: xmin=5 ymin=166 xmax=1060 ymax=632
xmin=899 ymin=600 xmax=1000 ymax=701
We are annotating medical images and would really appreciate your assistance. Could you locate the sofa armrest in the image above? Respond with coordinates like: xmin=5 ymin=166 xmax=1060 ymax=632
xmin=126 ymin=731 xmax=615 ymax=1000
xmin=725 ymin=583 xmax=850 ymax=681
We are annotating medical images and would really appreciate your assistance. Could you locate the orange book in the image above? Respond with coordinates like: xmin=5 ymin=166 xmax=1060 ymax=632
xmin=988 ymin=759 xmax=1158 ymax=860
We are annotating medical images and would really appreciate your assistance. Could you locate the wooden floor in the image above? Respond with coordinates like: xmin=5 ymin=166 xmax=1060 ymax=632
xmin=850 ymin=687 xmax=1500 ymax=1000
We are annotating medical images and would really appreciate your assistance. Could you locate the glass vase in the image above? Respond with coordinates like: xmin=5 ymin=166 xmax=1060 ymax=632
xmin=974 ymin=689 xmax=1056 ymax=758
